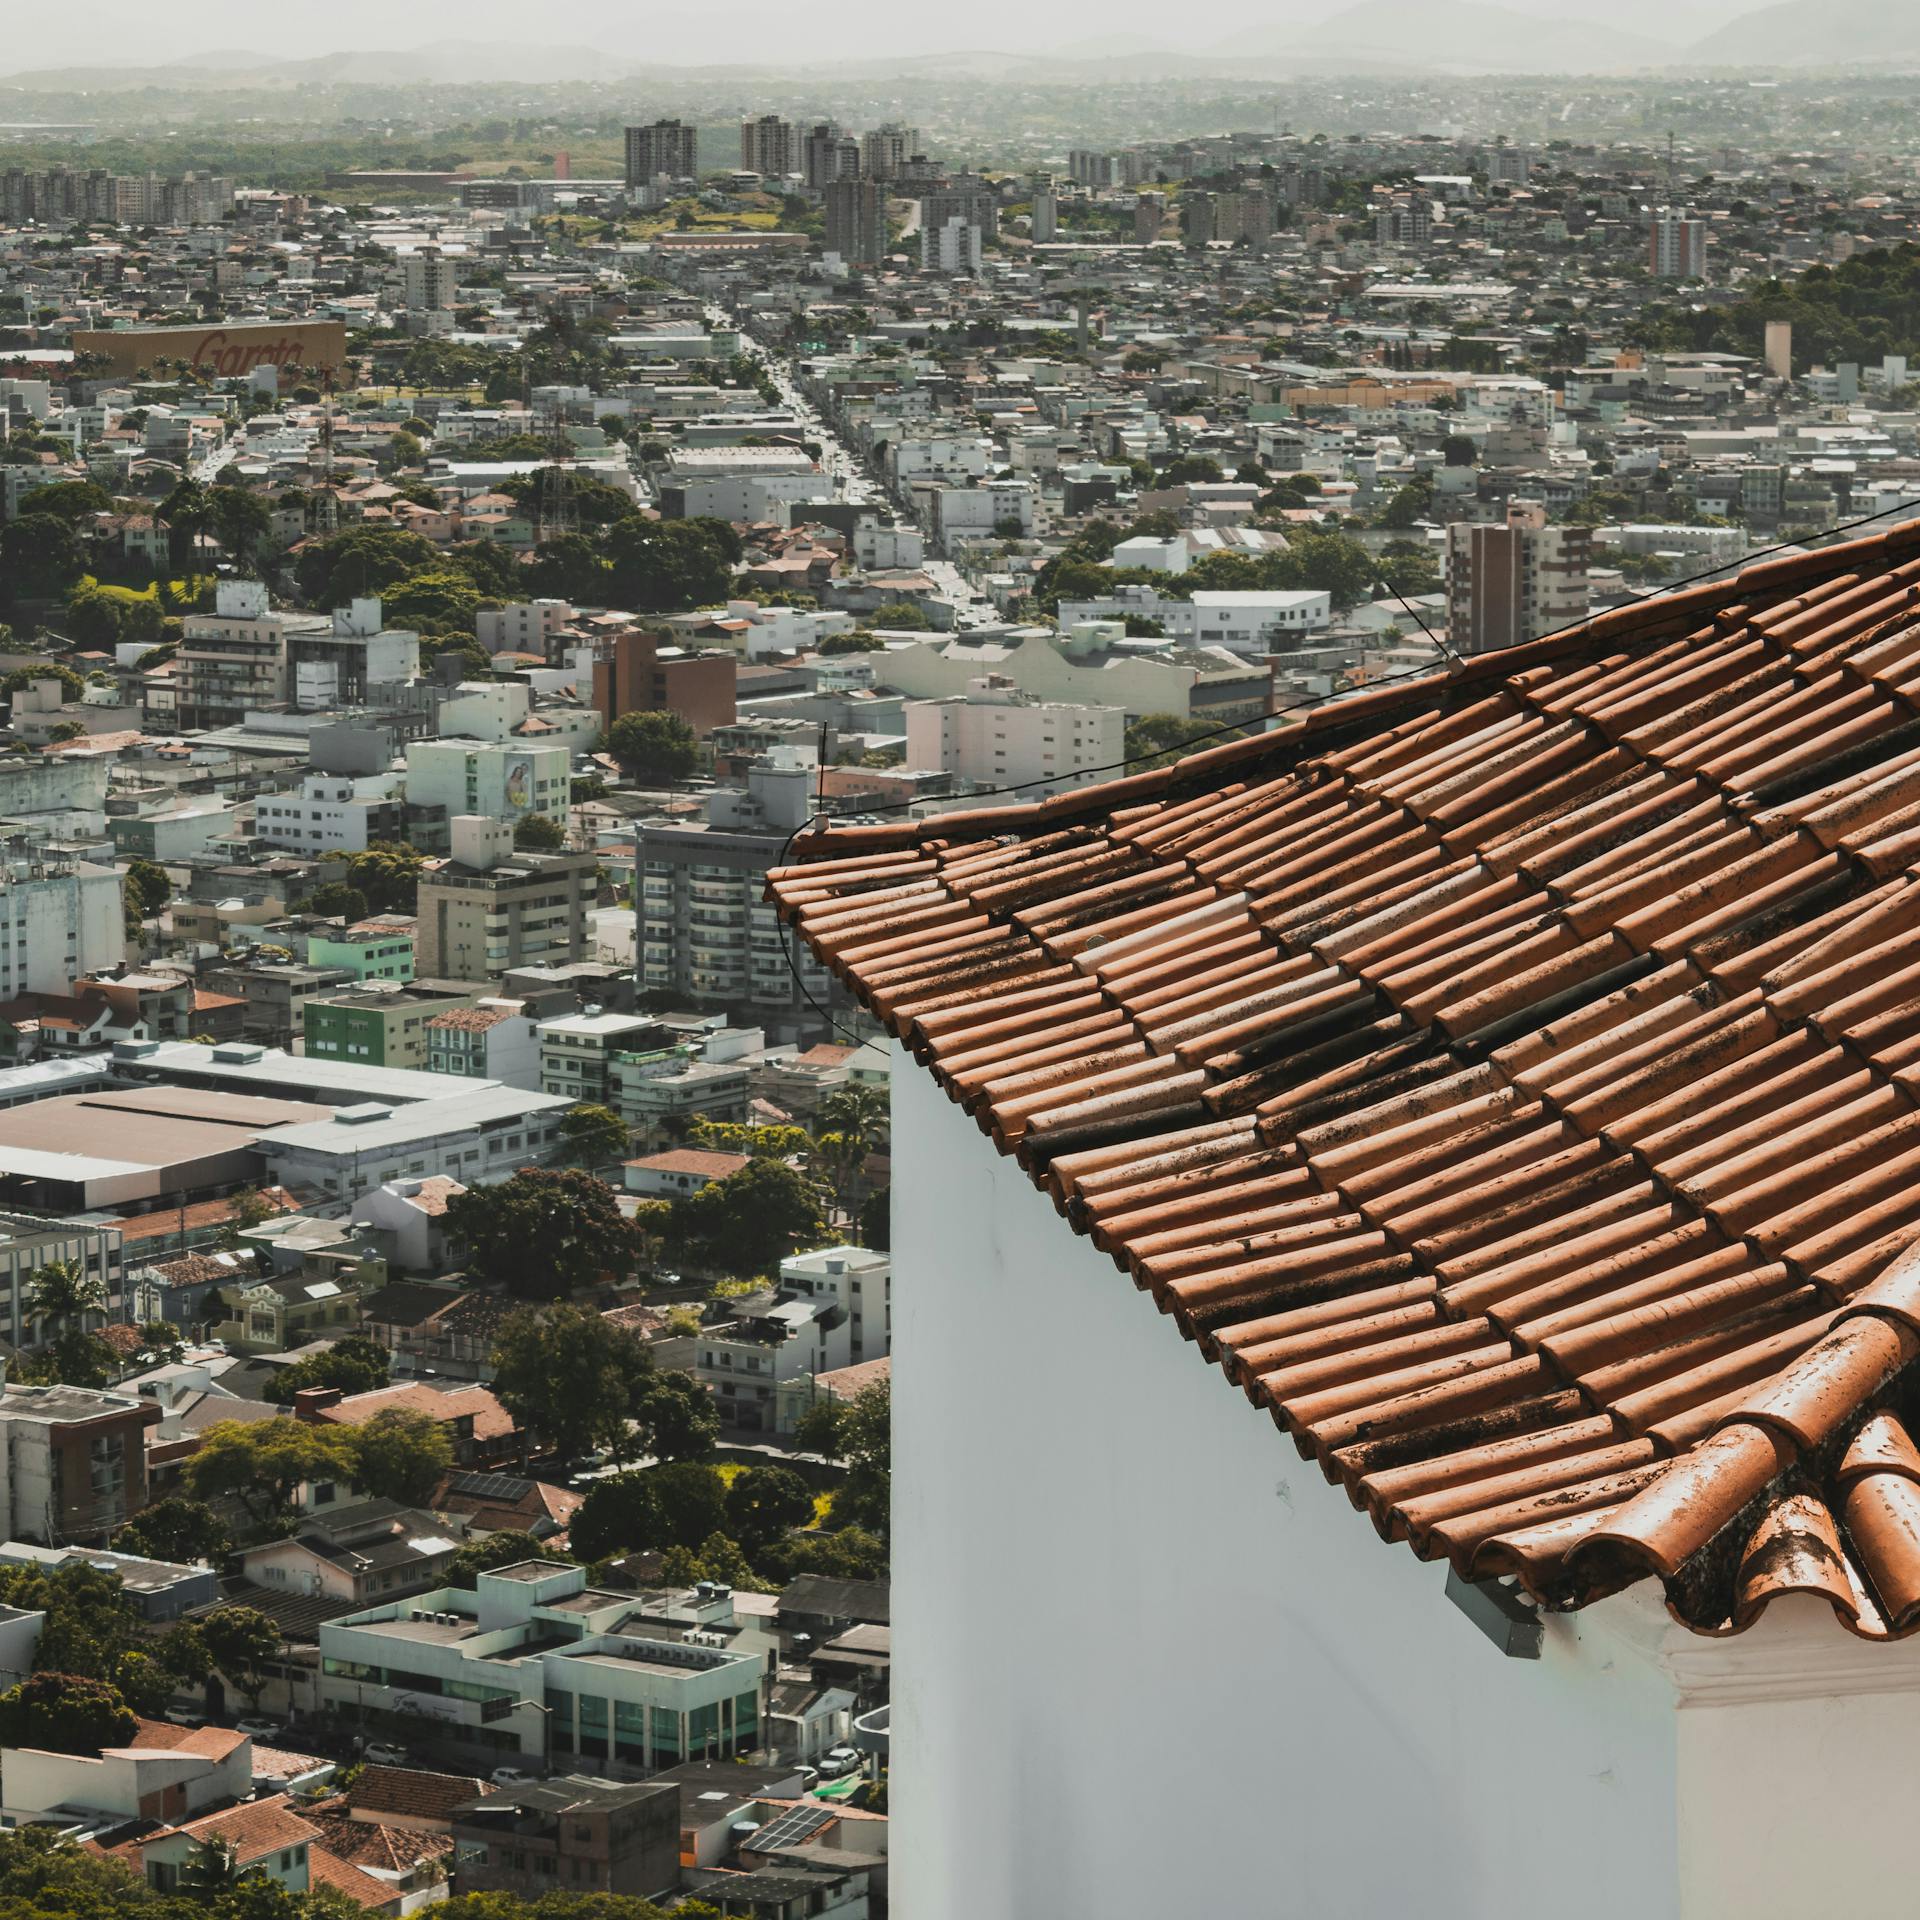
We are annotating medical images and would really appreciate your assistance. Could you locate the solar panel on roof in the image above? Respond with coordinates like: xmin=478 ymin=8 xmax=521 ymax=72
xmin=448 ymin=1471 xmax=533 ymax=1501
xmin=750 ymin=1804 xmax=834 ymax=1852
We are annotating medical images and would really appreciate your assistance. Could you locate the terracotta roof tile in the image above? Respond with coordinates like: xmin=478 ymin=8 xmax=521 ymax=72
xmin=770 ymin=516 xmax=1920 ymax=1641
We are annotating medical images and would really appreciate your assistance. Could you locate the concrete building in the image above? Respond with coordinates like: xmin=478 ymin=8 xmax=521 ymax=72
xmin=0 ymin=1383 xmax=150 ymax=1545
xmin=904 ymin=679 xmax=1122 ymax=792
xmin=697 ymin=1244 xmax=890 ymax=1433
xmin=306 ymin=920 xmax=416 ymax=985
xmin=303 ymin=984 xmax=480 ymax=1071
xmin=453 ymin=1776 xmax=679 ymax=1903
xmin=415 ymin=821 xmax=597 ymax=983
xmin=624 ymin=120 xmax=698 ymax=187
xmin=475 ymin=600 xmax=574 ymax=658
xmin=0 ymin=1210 xmax=124 ymax=1354
xmin=1650 ymin=208 xmax=1708 ymax=280
xmin=825 ymin=177 xmax=886 ymax=267
xmin=175 ymin=579 xmax=317 ymax=729
xmin=425 ymin=1001 xmax=541 ymax=1090
xmin=592 ymin=630 xmax=736 ymax=738
xmin=254 ymin=772 xmax=406 ymax=854
xmin=401 ymin=247 xmax=456 ymax=314
xmin=740 ymin=115 xmax=796 ymax=180
xmin=405 ymin=738 xmax=569 ymax=831
xmin=1446 ymin=502 xmax=1591 ymax=653
xmin=537 ymin=1009 xmax=660 ymax=1108
xmin=0 ymin=857 xmax=124 ymax=997
xmin=318 ymin=1561 xmax=766 ymax=1770
xmin=254 ymin=1084 xmax=573 ymax=1212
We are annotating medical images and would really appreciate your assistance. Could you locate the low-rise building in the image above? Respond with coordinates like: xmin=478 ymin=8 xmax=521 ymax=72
xmin=416 ymin=825 xmax=597 ymax=984
xmin=318 ymin=1561 xmax=766 ymax=1770
xmin=538 ymin=1009 xmax=663 ymax=1106
xmin=424 ymin=1001 xmax=541 ymax=1091
xmin=451 ymin=1774 xmax=679 ymax=1903
xmin=304 ymin=983 xmax=480 ymax=1071
xmin=238 ymin=1501 xmax=463 ymax=1609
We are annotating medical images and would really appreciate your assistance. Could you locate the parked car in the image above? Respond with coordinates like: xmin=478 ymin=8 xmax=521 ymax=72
xmin=815 ymin=1747 xmax=862 ymax=1779
xmin=362 ymin=1741 xmax=410 ymax=1768
xmin=490 ymin=1767 xmax=538 ymax=1788
xmin=236 ymin=1717 xmax=284 ymax=1743
xmin=163 ymin=1704 xmax=198 ymax=1728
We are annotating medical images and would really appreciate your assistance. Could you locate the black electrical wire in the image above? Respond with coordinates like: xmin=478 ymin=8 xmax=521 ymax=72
xmin=767 ymin=495 xmax=1920 ymax=1044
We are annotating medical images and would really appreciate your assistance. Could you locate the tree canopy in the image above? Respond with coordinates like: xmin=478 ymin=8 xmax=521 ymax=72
xmin=443 ymin=1169 xmax=636 ymax=1300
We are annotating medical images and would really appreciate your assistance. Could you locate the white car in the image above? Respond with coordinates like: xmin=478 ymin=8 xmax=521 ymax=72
xmin=361 ymin=1742 xmax=410 ymax=1768
xmin=815 ymin=1747 xmax=862 ymax=1779
xmin=490 ymin=1767 xmax=537 ymax=1789
xmin=235 ymin=1717 xmax=283 ymax=1743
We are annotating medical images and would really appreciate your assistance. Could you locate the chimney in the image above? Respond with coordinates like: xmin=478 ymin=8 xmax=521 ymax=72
xmin=293 ymin=1386 xmax=344 ymax=1421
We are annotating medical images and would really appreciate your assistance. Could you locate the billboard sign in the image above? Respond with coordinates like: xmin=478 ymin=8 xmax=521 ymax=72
xmin=70 ymin=320 xmax=349 ymax=379
xmin=503 ymin=757 xmax=534 ymax=813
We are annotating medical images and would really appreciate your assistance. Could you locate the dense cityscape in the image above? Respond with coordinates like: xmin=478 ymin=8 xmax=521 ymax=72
xmin=1 ymin=17 xmax=1920 ymax=1918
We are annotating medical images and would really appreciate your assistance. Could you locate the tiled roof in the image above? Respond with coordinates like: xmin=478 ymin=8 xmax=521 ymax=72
xmin=303 ymin=1842 xmax=404 ymax=1912
xmin=769 ymin=518 xmax=1920 ymax=1642
xmin=123 ymin=1718 xmax=247 ymax=1760
xmin=321 ymin=1382 xmax=515 ymax=1441
xmin=162 ymin=1794 xmax=320 ymax=1863
xmin=348 ymin=1764 xmax=486 ymax=1825
xmin=626 ymin=1148 xmax=754 ymax=1178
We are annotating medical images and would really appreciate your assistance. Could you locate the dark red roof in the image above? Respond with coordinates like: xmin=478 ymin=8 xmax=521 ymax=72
xmin=769 ymin=517 xmax=1920 ymax=1641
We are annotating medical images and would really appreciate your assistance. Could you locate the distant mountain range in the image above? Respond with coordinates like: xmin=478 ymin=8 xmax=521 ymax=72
xmin=0 ymin=0 xmax=1910 ymax=88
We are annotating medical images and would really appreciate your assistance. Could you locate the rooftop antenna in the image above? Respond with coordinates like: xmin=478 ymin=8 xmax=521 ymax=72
xmin=539 ymin=461 xmax=577 ymax=543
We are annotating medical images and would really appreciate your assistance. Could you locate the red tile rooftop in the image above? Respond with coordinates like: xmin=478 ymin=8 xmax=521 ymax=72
xmin=769 ymin=515 xmax=1920 ymax=1642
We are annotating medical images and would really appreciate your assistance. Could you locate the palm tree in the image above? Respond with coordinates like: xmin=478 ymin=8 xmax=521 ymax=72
xmin=25 ymin=1259 xmax=107 ymax=1350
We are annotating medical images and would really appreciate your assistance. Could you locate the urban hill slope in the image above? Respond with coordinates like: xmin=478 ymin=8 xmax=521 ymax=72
xmin=772 ymin=515 xmax=1920 ymax=1641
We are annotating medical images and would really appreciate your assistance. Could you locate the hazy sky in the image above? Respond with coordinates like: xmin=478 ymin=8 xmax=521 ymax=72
xmin=6 ymin=0 xmax=1758 ymax=72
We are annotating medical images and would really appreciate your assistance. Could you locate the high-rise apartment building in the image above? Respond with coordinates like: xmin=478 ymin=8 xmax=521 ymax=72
xmin=402 ymin=247 xmax=456 ymax=312
xmin=860 ymin=123 xmax=917 ymax=180
xmin=825 ymin=175 xmax=886 ymax=266
xmin=1651 ymin=208 xmax=1708 ymax=280
xmin=803 ymin=122 xmax=858 ymax=192
xmin=1374 ymin=192 xmax=1432 ymax=248
xmin=739 ymin=115 xmax=796 ymax=179
xmin=1134 ymin=192 xmax=1166 ymax=243
xmin=1031 ymin=177 xmax=1059 ymax=243
xmin=1445 ymin=502 xmax=1591 ymax=654
xmin=624 ymin=120 xmax=698 ymax=188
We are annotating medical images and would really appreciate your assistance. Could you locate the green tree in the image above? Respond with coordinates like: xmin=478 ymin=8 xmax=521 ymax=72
xmin=208 ymin=485 xmax=272 ymax=568
xmin=115 ymin=1497 xmax=229 ymax=1564
xmin=445 ymin=1531 xmax=561 ymax=1590
xmin=603 ymin=516 xmax=737 ymax=612
xmin=671 ymin=1157 xmax=825 ymax=1280
xmin=606 ymin=708 xmax=698 ymax=783
xmin=1125 ymin=712 xmax=1219 ymax=771
xmin=0 ymin=514 xmax=85 ymax=598
xmin=634 ymin=1368 xmax=719 ymax=1463
xmin=491 ymin=1303 xmax=655 ymax=1465
xmin=868 ymin=601 xmax=930 ymax=630
xmin=125 ymin=858 xmax=171 ymax=915
xmin=726 ymin=1464 xmax=814 ymax=1551
xmin=346 ymin=1406 xmax=452 ymax=1506
xmin=513 ymin=811 xmax=567 ymax=851
xmin=345 ymin=841 xmax=427 ymax=914
xmin=302 ymin=880 xmax=370 ymax=921
xmin=184 ymin=1418 xmax=359 ymax=1528
xmin=558 ymin=1102 xmax=629 ymax=1169
xmin=799 ymin=1377 xmax=891 ymax=1536
xmin=157 ymin=478 xmax=211 ymax=573
xmin=198 ymin=1606 xmax=281 ymax=1713
xmin=265 ymin=1334 xmax=391 ymax=1404
xmin=17 ymin=479 xmax=113 ymax=522
xmin=574 ymin=1461 xmax=728 ymax=1558
xmin=0 ymin=1672 xmax=134 ymax=1755
xmin=445 ymin=1170 xmax=636 ymax=1301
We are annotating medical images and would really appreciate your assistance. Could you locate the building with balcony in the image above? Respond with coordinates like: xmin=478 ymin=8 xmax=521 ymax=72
xmin=425 ymin=1001 xmax=541 ymax=1090
xmin=306 ymin=918 xmax=416 ymax=985
xmin=537 ymin=1009 xmax=664 ymax=1106
xmin=255 ymin=772 xmax=407 ymax=855
xmin=695 ymin=1245 xmax=890 ymax=1434
xmin=0 ymin=1382 xmax=151 ymax=1545
xmin=416 ymin=823 xmax=596 ymax=985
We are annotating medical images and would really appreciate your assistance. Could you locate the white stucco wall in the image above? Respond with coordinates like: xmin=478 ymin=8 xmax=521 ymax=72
xmin=891 ymin=1061 xmax=1681 ymax=1920
xmin=891 ymin=1059 xmax=1920 ymax=1920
